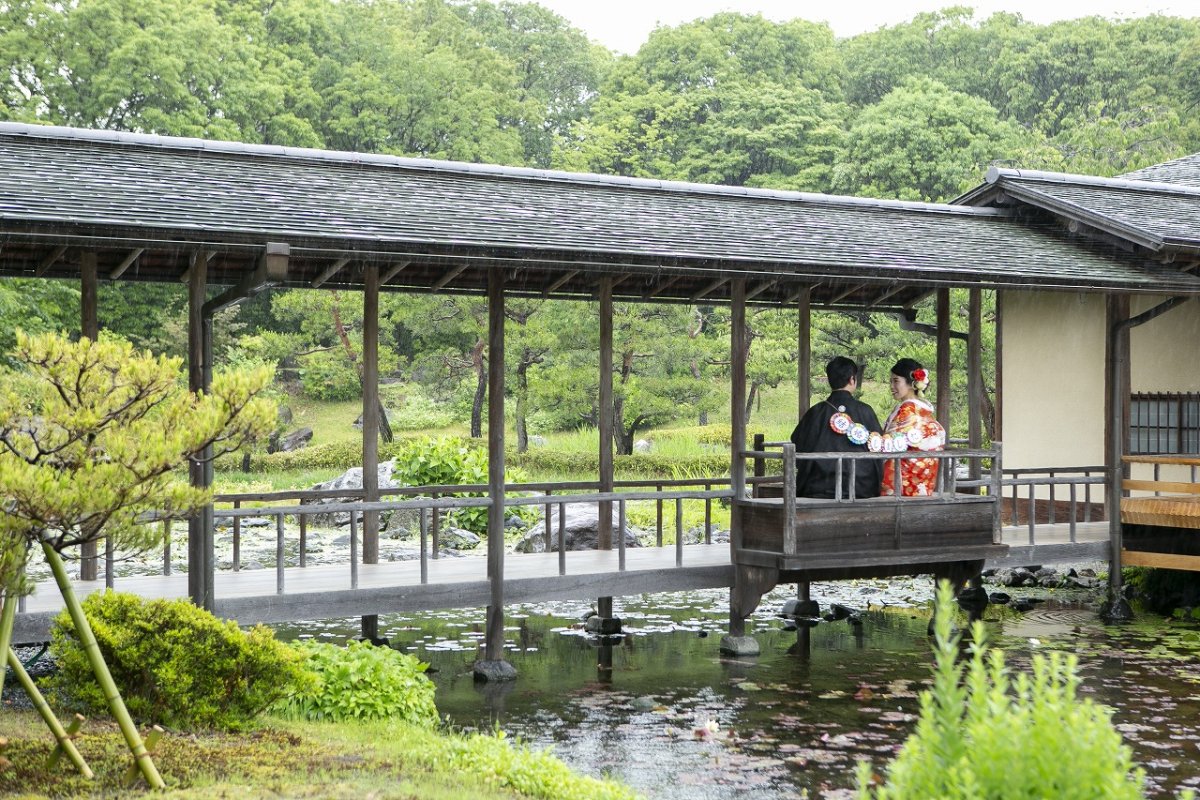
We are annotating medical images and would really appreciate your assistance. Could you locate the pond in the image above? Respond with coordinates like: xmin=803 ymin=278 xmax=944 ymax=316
xmin=273 ymin=580 xmax=1200 ymax=799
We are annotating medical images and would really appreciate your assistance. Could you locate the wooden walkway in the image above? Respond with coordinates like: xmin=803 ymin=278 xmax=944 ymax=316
xmin=13 ymin=522 xmax=1111 ymax=643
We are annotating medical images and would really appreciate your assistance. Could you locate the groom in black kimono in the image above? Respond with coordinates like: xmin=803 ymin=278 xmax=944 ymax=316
xmin=789 ymin=356 xmax=882 ymax=499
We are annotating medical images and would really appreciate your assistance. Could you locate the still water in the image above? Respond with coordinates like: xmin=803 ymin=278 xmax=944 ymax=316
xmin=273 ymin=585 xmax=1200 ymax=799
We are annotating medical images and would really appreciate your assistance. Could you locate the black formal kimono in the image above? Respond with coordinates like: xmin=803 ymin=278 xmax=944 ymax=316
xmin=789 ymin=389 xmax=883 ymax=499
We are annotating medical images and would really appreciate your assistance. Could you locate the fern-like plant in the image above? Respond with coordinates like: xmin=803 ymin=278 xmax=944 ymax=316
xmin=856 ymin=581 xmax=1151 ymax=800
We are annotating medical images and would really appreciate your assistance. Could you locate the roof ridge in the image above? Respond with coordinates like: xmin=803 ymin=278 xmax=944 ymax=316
xmin=986 ymin=166 xmax=1200 ymax=198
xmin=0 ymin=120 xmax=1006 ymax=218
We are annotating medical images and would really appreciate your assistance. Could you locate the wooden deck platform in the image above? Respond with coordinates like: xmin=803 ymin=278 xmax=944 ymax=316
xmin=1119 ymin=455 xmax=1200 ymax=571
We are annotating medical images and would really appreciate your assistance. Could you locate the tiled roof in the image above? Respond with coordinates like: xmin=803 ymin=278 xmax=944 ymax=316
xmin=959 ymin=167 xmax=1200 ymax=254
xmin=1 ymin=122 xmax=1198 ymax=301
xmin=1121 ymin=154 xmax=1200 ymax=188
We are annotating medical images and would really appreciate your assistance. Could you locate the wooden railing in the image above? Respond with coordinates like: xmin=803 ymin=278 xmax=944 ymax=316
xmin=1001 ymin=466 xmax=1107 ymax=545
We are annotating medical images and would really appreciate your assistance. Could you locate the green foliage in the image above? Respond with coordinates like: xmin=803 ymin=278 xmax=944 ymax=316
xmin=0 ymin=332 xmax=275 ymax=594
xmin=857 ymin=582 xmax=1146 ymax=799
xmin=391 ymin=436 xmax=491 ymax=534
xmin=300 ymin=347 xmax=363 ymax=401
xmin=388 ymin=386 xmax=458 ymax=431
xmin=507 ymin=449 xmax=729 ymax=480
xmin=48 ymin=591 xmax=307 ymax=731
xmin=276 ymin=640 xmax=438 ymax=725
xmin=1124 ymin=566 xmax=1200 ymax=616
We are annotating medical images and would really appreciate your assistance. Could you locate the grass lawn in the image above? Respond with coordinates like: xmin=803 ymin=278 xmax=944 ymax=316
xmin=0 ymin=711 xmax=639 ymax=800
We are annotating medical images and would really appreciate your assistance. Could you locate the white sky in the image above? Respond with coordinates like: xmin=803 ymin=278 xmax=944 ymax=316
xmin=535 ymin=0 xmax=1200 ymax=53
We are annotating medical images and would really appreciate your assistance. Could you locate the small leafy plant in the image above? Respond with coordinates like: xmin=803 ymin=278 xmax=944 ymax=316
xmin=856 ymin=581 xmax=1149 ymax=800
xmin=49 ymin=591 xmax=307 ymax=731
xmin=276 ymin=640 xmax=439 ymax=725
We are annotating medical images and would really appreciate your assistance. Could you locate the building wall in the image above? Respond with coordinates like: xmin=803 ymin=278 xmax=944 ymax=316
xmin=1001 ymin=291 xmax=1200 ymax=473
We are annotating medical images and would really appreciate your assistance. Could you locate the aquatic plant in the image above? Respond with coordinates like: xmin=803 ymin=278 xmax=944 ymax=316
xmin=856 ymin=581 xmax=1149 ymax=800
xmin=276 ymin=639 xmax=439 ymax=725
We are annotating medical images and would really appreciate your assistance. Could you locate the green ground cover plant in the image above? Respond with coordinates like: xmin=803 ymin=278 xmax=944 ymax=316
xmin=856 ymin=582 xmax=1155 ymax=800
xmin=48 ymin=592 xmax=307 ymax=732
xmin=276 ymin=640 xmax=439 ymax=725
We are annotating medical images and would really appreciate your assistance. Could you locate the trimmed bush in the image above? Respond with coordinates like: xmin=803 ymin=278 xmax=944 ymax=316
xmin=276 ymin=640 xmax=438 ymax=725
xmin=508 ymin=448 xmax=729 ymax=479
xmin=856 ymin=582 xmax=1147 ymax=799
xmin=48 ymin=591 xmax=307 ymax=731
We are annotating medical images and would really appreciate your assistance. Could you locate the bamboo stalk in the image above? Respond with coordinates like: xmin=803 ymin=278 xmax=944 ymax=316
xmin=8 ymin=649 xmax=94 ymax=778
xmin=0 ymin=593 xmax=15 ymax=700
xmin=41 ymin=543 xmax=165 ymax=789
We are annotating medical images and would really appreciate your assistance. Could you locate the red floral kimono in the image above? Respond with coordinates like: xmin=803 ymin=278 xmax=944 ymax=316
xmin=881 ymin=398 xmax=946 ymax=497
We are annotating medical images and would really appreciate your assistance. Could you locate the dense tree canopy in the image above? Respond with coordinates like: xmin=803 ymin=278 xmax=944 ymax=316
xmin=1 ymin=0 xmax=1197 ymax=440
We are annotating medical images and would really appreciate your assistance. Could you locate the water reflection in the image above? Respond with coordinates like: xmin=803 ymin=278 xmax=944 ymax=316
xmin=273 ymin=587 xmax=1200 ymax=799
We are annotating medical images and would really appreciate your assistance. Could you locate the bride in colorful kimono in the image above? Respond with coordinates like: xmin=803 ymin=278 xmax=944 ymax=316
xmin=876 ymin=358 xmax=946 ymax=496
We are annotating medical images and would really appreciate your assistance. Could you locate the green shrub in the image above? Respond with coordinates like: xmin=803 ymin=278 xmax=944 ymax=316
xmin=387 ymin=387 xmax=457 ymax=431
xmin=507 ymin=448 xmax=729 ymax=480
xmin=300 ymin=349 xmax=362 ymax=401
xmin=276 ymin=640 xmax=438 ymax=725
xmin=856 ymin=582 xmax=1147 ymax=800
xmin=48 ymin=591 xmax=307 ymax=731
xmin=392 ymin=436 xmax=499 ymax=534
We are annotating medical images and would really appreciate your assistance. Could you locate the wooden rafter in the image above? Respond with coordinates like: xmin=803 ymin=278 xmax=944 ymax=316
xmin=432 ymin=263 xmax=469 ymax=292
xmin=786 ymin=282 xmax=821 ymax=304
xmin=311 ymin=257 xmax=351 ymax=288
xmin=829 ymin=283 xmax=866 ymax=305
xmin=381 ymin=261 xmax=410 ymax=284
xmin=745 ymin=280 xmax=777 ymax=301
xmin=543 ymin=269 xmax=579 ymax=296
xmin=867 ymin=284 xmax=908 ymax=308
xmin=34 ymin=245 xmax=67 ymax=277
xmin=690 ymin=276 xmax=728 ymax=302
xmin=108 ymin=248 xmax=145 ymax=280
xmin=644 ymin=275 xmax=682 ymax=299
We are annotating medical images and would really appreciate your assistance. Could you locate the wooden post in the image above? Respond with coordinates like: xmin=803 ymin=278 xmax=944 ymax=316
xmin=994 ymin=291 xmax=1004 ymax=442
xmin=968 ymin=289 xmax=983 ymax=483
xmin=479 ymin=267 xmax=514 ymax=676
xmin=597 ymin=275 xmax=614 ymax=622
xmin=186 ymin=252 xmax=210 ymax=609
xmin=728 ymin=278 xmax=749 ymax=639
xmin=361 ymin=264 xmax=380 ymax=642
xmin=936 ymin=288 xmax=952 ymax=433
xmin=797 ymin=285 xmax=811 ymax=416
xmin=1104 ymin=294 xmax=1131 ymax=618
xmin=80 ymin=251 xmax=99 ymax=581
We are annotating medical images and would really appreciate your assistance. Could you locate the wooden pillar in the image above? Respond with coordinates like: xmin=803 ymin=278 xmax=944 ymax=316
xmin=1104 ymin=294 xmax=1131 ymax=617
xmin=727 ymin=278 xmax=749 ymax=639
xmin=597 ymin=276 xmax=614 ymax=621
xmin=994 ymin=291 xmax=1004 ymax=442
xmin=483 ymin=268 xmax=507 ymax=663
xmin=361 ymin=264 xmax=380 ymax=642
xmin=362 ymin=265 xmax=380 ymax=563
xmin=80 ymin=251 xmax=99 ymax=581
xmin=967 ymin=288 xmax=983 ymax=481
xmin=935 ymin=288 xmax=952 ymax=432
xmin=797 ymin=285 xmax=811 ymax=415
xmin=187 ymin=252 xmax=212 ymax=609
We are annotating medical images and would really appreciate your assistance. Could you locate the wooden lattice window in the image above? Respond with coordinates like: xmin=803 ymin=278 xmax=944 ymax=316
xmin=1130 ymin=393 xmax=1200 ymax=455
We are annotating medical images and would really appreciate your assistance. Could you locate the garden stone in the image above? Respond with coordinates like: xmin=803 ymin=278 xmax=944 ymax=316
xmin=633 ymin=438 xmax=652 ymax=453
xmin=513 ymin=502 xmax=641 ymax=553
xmin=529 ymin=435 xmax=547 ymax=447
xmin=382 ymin=508 xmax=423 ymax=540
xmin=439 ymin=527 xmax=481 ymax=550
xmin=780 ymin=598 xmax=820 ymax=619
xmin=353 ymin=409 xmax=391 ymax=430
xmin=829 ymin=603 xmax=855 ymax=620
xmin=505 ymin=515 xmax=526 ymax=529
xmin=276 ymin=427 xmax=313 ymax=453
xmin=305 ymin=461 xmax=399 ymax=527
xmin=216 ymin=516 xmax=271 ymax=530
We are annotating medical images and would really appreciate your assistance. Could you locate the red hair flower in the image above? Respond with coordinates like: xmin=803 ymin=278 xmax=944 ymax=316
xmin=911 ymin=368 xmax=927 ymax=383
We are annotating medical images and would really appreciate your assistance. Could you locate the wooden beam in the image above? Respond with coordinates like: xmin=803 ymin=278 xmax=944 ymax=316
xmin=728 ymin=278 xmax=747 ymax=639
xmin=380 ymin=261 xmax=410 ymax=284
xmin=745 ymin=280 xmax=777 ymax=301
xmin=187 ymin=251 xmax=211 ymax=610
xmin=830 ymin=283 xmax=866 ymax=306
xmin=205 ymin=243 xmax=289 ymax=316
xmin=598 ymin=276 xmax=614 ymax=552
xmin=936 ymin=289 xmax=951 ymax=432
xmin=79 ymin=250 xmax=99 ymax=582
xmin=797 ymin=285 xmax=811 ymax=415
xmin=690 ymin=276 xmax=728 ymax=302
xmin=868 ymin=284 xmax=908 ymax=309
xmin=108 ymin=248 xmax=145 ymax=281
xmin=362 ymin=264 xmax=380 ymax=566
xmin=643 ymin=275 xmax=681 ymax=299
xmin=311 ymin=257 xmax=350 ymax=289
xmin=484 ymin=268 xmax=506 ymax=663
xmin=995 ymin=291 xmax=1003 ymax=442
xmin=432 ymin=264 xmax=469 ymax=292
xmin=1120 ymin=550 xmax=1200 ymax=572
xmin=34 ymin=245 xmax=67 ymax=277
xmin=967 ymin=289 xmax=983 ymax=482
xmin=786 ymin=282 xmax=820 ymax=305
xmin=543 ymin=270 xmax=579 ymax=296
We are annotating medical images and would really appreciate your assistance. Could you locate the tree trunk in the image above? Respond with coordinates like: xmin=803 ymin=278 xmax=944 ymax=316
xmin=745 ymin=381 xmax=760 ymax=427
xmin=42 ymin=543 xmax=165 ymax=789
xmin=516 ymin=361 xmax=529 ymax=453
xmin=470 ymin=339 xmax=486 ymax=439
